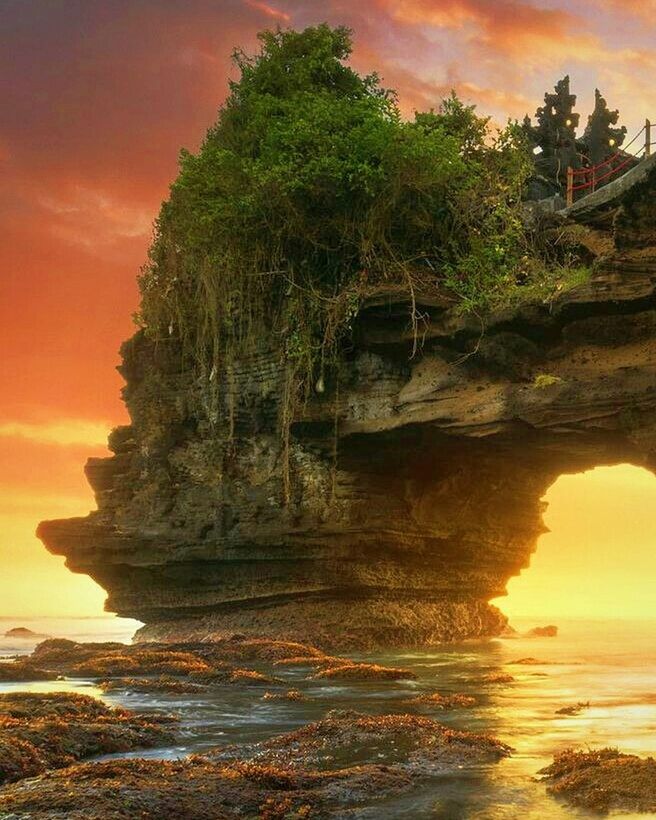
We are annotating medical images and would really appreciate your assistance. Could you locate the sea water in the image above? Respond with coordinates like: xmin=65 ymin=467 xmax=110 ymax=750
xmin=0 ymin=616 xmax=139 ymax=656
xmin=2 ymin=616 xmax=655 ymax=818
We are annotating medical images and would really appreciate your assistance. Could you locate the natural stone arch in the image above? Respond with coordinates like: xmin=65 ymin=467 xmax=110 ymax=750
xmin=38 ymin=160 xmax=656 ymax=649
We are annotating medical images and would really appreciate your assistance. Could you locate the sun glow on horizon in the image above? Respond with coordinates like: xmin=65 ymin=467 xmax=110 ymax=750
xmin=497 ymin=464 xmax=656 ymax=622
xmin=0 ymin=417 xmax=117 ymax=619
xmin=0 ymin=486 xmax=108 ymax=618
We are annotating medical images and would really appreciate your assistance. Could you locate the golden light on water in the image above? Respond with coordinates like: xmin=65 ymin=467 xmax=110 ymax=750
xmin=499 ymin=464 xmax=656 ymax=621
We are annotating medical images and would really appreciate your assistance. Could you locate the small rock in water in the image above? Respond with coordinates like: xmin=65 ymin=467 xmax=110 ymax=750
xmin=526 ymin=625 xmax=558 ymax=638
xmin=508 ymin=657 xmax=551 ymax=665
xmin=408 ymin=692 xmax=477 ymax=709
xmin=4 ymin=627 xmax=49 ymax=640
xmin=311 ymin=662 xmax=417 ymax=681
xmin=555 ymin=701 xmax=590 ymax=716
xmin=480 ymin=673 xmax=515 ymax=684
xmin=262 ymin=689 xmax=308 ymax=702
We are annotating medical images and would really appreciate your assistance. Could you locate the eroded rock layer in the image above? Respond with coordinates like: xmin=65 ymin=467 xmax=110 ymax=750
xmin=38 ymin=164 xmax=656 ymax=649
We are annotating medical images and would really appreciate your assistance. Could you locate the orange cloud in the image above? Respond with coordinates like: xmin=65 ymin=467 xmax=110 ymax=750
xmin=373 ymin=0 xmax=606 ymax=70
xmin=38 ymin=187 xmax=153 ymax=251
xmin=0 ymin=420 xmax=110 ymax=448
xmin=350 ymin=40 xmax=532 ymax=122
xmin=593 ymin=0 xmax=656 ymax=22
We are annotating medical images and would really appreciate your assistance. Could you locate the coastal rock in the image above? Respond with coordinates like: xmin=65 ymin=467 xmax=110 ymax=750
xmin=0 ymin=710 xmax=512 ymax=818
xmin=210 ymin=709 xmax=511 ymax=772
xmin=69 ymin=650 xmax=212 ymax=678
xmin=0 ymin=661 xmax=58 ymax=682
xmin=555 ymin=701 xmax=590 ymax=716
xmin=98 ymin=676 xmax=207 ymax=694
xmin=37 ymin=154 xmax=656 ymax=649
xmin=310 ymin=663 xmax=417 ymax=682
xmin=540 ymin=748 xmax=656 ymax=814
xmin=526 ymin=625 xmax=558 ymax=637
xmin=4 ymin=627 xmax=49 ymax=640
xmin=508 ymin=657 xmax=551 ymax=665
xmin=408 ymin=692 xmax=477 ymax=709
xmin=20 ymin=639 xmax=306 ymax=688
xmin=261 ymin=689 xmax=308 ymax=702
xmin=480 ymin=673 xmax=515 ymax=684
xmin=189 ymin=668 xmax=281 ymax=686
xmin=0 ymin=757 xmax=415 ymax=819
xmin=0 ymin=693 xmax=176 ymax=785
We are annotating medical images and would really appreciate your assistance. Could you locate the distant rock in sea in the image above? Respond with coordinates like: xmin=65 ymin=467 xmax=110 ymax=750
xmin=526 ymin=625 xmax=558 ymax=638
xmin=4 ymin=627 xmax=50 ymax=640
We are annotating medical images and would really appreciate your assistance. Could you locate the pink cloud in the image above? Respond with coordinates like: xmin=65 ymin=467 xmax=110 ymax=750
xmin=244 ymin=0 xmax=291 ymax=22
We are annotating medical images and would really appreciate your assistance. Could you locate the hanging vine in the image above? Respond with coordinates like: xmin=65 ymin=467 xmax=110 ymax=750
xmin=135 ymin=24 xmax=572 ymax=502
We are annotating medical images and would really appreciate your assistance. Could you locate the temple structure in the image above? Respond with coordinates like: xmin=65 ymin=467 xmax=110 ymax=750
xmin=524 ymin=77 xmax=630 ymax=201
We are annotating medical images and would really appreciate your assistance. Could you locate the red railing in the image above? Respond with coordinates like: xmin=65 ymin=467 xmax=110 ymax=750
xmin=566 ymin=118 xmax=654 ymax=206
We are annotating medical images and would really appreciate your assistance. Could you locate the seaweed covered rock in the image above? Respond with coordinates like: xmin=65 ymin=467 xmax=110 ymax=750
xmin=480 ymin=673 xmax=515 ymax=684
xmin=0 ymin=692 xmax=112 ymax=720
xmin=526 ymin=625 xmax=558 ymax=637
xmin=555 ymin=701 xmax=590 ymax=716
xmin=31 ymin=639 xmax=126 ymax=665
xmin=210 ymin=709 xmax=511 ymax=773
xmin=0 ymin=757 xmax=414 ymax=819
xmin=27 ymin=640 xmax=214 ymax=677
xmin=408 ymin=692 xmax=477 ymax=709
xmin=311 ymin=663 xmax=417 ymax=682
xmin=508 ymin=657 xmax=551 ymax=665
xmin=27 ymin=637 xmax=327 ymax=676
xmin=0 ymin=660 xmax=58 ymax=682
xmin=0 ymin=693 xmax=176 ymax=785
xmin=262 ymin=689 xmax=308 ymax=702
xmin=70 ymin=650 xmax=212 ymax=678
xmin=220 ymin=640 xmax=326 ymax=663
xmin=540 ymin=748 xmax=656 ymax=814
xmin=190 ymin=668 xmax=280 ymax=686
xmin=273 ymin=655 xmax=347 ymax=669
xmin=98 ymin=676 xmax=207 ymax=694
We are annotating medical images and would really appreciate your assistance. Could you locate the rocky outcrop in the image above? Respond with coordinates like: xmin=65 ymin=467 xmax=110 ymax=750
xmin=38 ymin=161 xmax=656 ymax=649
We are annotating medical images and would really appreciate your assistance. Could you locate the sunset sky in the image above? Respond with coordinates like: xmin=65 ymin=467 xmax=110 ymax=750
xmin=3 ymin=0 xmax=656 ymax=620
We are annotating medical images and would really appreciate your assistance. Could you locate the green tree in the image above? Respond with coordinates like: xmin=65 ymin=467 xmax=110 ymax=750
xmin=139 ymin=24 xmax=539 ymax=410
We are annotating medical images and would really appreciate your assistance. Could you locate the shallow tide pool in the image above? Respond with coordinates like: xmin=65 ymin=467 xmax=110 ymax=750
xmin=2 ymin=617 xmax=656 ymax=818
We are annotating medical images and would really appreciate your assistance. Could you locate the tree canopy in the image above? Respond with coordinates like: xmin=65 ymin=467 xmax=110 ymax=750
xmin=138 ymin=24 xmax=571 ymax=410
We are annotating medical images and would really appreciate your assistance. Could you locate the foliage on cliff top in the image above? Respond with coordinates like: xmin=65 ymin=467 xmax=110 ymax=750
xmin=137 ymin=24 xmax=546 ymax=405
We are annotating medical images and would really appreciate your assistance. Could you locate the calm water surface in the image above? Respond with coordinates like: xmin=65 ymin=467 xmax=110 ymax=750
xmin=2 ymin=616 xmax=656 ymax=818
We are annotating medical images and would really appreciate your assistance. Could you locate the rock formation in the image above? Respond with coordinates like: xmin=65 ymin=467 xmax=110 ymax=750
xmin=38 ymin=159 xmax=656 ymax=650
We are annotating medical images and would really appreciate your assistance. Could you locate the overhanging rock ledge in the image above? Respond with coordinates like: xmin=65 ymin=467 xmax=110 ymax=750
xmin=38 ymin=164 xmax=656 ymax=649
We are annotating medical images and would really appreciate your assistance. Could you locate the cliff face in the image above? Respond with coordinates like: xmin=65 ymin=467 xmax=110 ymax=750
xmin=38 ymin=165 xmax=656 ymax=649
